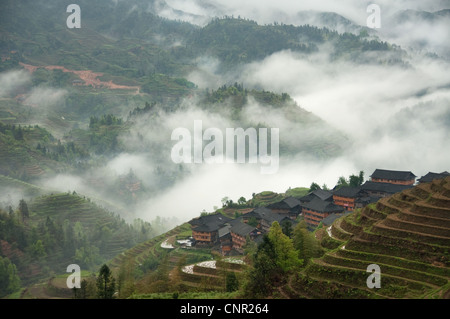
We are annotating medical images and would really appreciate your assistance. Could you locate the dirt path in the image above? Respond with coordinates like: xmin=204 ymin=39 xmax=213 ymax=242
xmin=20 ymin=62 xmax=140 ymax=93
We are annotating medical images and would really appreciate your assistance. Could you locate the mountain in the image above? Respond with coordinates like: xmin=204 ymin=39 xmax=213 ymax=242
xmin=0 ymin=189 xmax=158 ymax=290
xmin=295 ymin=11 xmax=368 ymax=35
xmin=1 ymin=0 xmax=448 ymax=300
xmin=380 ymin=9 xmax=450 ymax=59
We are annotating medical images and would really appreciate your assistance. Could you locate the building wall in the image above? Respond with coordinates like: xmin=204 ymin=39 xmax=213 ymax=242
xmin=371 ymin=178 xmax=414 ymax=185
xmin=193 ymin=230 xmax=216 ymax=243
xmin=231 ymin=232 xmax=246 ymax=252
xmin=333 ymin=195 xmax=356 ymax=211
xmin=303 ymin=208 xmax=329 ymax=227
xmin=270 ymin=208 xmax=289 ymax=216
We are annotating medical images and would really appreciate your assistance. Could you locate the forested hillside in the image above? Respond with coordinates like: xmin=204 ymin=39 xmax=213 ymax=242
xmin=0 ymin=0 xmax=448 ymax=301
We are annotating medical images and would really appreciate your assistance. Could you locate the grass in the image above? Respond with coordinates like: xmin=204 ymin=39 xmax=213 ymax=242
xmin=285 ymin=187 xmax=310 ymax=198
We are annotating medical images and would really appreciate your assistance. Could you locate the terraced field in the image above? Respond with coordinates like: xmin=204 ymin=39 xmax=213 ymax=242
xmin=28 ymin=193 xmax=139 ymax=269
xmin=286 ymin=177 xmax=450 ymax=299
xmin=109 ymin=223 xmax=247 ymax=293
xmin=248 ymin=191 xmax=284 ymax=207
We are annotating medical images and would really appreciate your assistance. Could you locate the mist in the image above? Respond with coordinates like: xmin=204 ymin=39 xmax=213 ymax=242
xmin=0 ymin=70 xmax=30 ymax=98
xmin=3 ymin=0 xmax=449 ymax=226
xmin=37 ymin=53 xmax=450 ymax=225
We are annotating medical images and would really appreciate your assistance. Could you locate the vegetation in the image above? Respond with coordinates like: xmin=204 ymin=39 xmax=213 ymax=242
xmin=0 ymin=0 xmax=447 ymax=300
xmin=0 ymin=192 xmax=160 ymax=292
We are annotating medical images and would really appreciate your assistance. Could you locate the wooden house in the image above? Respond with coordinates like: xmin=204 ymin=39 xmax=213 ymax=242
xmin=370 ymin=169 xmax=416 ymax=185
xmin=230 ymin=222 xmax=261 ymax=253
xmin=243 ymin=207 xmax=284 ymax=232
xmin=333 ymin=186 xmax=365 ymax=212
xmin=189 ymin=213 xmax=232 ymax=246
xmin=302 ymin=197 xmax=344 ymax=228
xmin=299 ymin=189 xmax=333 ymax=204
xmin=418 ymin=171 xmax=450 ymax=183
xmin=266 ymin=196 xmax=302 ymax=219
xmin=360 ymin=181 xmax=413 ymax=198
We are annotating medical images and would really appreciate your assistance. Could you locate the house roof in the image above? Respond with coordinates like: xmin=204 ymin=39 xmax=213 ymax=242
xmin=355 ymin=196 xmax=380 ymax=205
xmin=299 ymin=189 xmax=333 ymax=203
xmin=231 ymin=221 xmax=258 ymax=237
xmin=283 ymin=197 xmax=302 ymax=208
xmin=302 ymin=197 xmax=344 ymax=213
xmin=333 ymin=186 xmax=363 ymax=198
xmin=361 ymin=181 xmax=413 ymax=194
xmin=267 ymin=197 xmax=301 ymax=210
xmin=245 ymin=207 xmax=285 ymax=224
xmin=370 ymin=169 xmax=416 ymax=181
xmin=312 ymin=189 xmax=333 ymax=201
xmin=322 ymin=212 xmax=352 ymax=226
xmin=322 ymin=213 xmax=340 ymax=226
xmin=418 ymin=171 xmax=450 ymax=183
xmin=189 ymin=213 xmax=232 ymax=232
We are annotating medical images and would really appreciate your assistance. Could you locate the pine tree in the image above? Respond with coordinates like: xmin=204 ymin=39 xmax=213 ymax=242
xmin=226 ymin=272 xmax=239 ymax=292
xmin=18 ymin=199 xmax=29 ymax=222
xmin=267 ymin=222 xmax=302 ymax=272
xmin=96 ymin=264 xmax=116 ymax=299
xmin=293 ymin=220 xmax=323 ymax=264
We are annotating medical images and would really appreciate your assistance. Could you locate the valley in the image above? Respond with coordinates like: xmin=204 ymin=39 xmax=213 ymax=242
xmin=0 ymin=0 xmax=449 ymax=302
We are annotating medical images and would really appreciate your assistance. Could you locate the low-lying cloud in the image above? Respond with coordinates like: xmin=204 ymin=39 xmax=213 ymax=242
xmin=0 ymin=70 xmax=30 ymax=98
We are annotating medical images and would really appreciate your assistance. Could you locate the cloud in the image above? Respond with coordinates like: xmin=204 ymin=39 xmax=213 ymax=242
xmin=169 ymin=0 xmax=450 ymax=57
xmin=166 ymin=0 xmax=449 ymax=25
xmin=0 ymin=70 xmax=30 ymax=98
xmin=24 ymin=86 xmax=67 ymax=107
xmin=8 ymin=1 xmax=449 ymax=225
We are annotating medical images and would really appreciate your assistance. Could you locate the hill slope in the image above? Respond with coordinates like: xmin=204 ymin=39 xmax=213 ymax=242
xmin=286 ymin=177 xmax=450 ymax=299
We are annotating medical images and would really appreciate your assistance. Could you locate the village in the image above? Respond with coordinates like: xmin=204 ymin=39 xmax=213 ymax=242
xmin=187 ymin=169 xmax=450 ymax=256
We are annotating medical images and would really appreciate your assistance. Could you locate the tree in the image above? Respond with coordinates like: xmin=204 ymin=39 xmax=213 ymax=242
xmin=336 ymin=176 xmax=349 ymax=189
xmin=226 ymin=272 xmax=239 ymax=292
xmin=293 ymin=221 xmax=323 ymax=264
xmin=0 ymin=256 xmax=21 ymax=297
xmin=18 ymin=199 xmax=29 ymax=222
xmin=281 ymin=219 xmax=293 ymax=238
xmin=75 ymin=246 xmax=100 ymax=269
xmin=267 ymin=222 xmax=302 ymax=272
xmin=243 ymin=235 xmax=278 ymax=298
xmin=96 ymin=264 xmax=116 ymax=299
xmin=221 ymin=196 xmax=230 ymax=207
xmin=73 ymin=276 xmax=97 ymax=299
xmin=117 ymin=257 xmax=136 ymax=299
xmin=30 ymin=240 xmax=46 ymax=260
xmin=309 ymin=182 xmax=320 ymax=192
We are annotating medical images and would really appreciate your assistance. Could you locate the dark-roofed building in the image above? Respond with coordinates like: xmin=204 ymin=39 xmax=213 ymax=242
xmin=267 ymin=196 xmax=302 ymax=219
xmin=243 ymin=207 xmax=284 ymax=232
xmin=355 ymin=195 xmax=380 ymax=209
xmin=189 ymin=213 xmax=232 ymax=246
xmin=370 ymin=169 xmax=416 ymax=185
xmin=333 ymin=186 xmax=365 ymax=212
xmin=360 ymin=181 xmax=413 ymax=198
xmin=302 ymin=197 xmax=344 ymax=228
xmin=218 ymin=218 xmax=244 ymax=255
xmin=418 ymin=171 xmax=450 ymax=183
xmin=230 ymin=222 xmax=261 ymax=253
xmin=299 ymin=189 xmax=333 ymax=204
